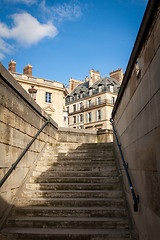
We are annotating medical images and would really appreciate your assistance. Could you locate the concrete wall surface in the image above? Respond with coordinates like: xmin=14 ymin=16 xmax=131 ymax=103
xmin=0 ymin=63 xmax=58 ymax=222
xmin=112 ymin=2 xmax=160 ymax=239
xmin=58 ymin=127 xmax=97 ymax=143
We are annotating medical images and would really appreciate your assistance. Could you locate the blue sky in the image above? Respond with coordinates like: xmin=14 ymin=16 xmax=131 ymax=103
xmin=0 ymin=0 xmax=148 ymax=85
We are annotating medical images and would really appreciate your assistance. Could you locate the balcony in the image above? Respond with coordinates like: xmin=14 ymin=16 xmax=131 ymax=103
xmin=66 ymin=86 xmax=119 ymax=104
xmin=68 ymin=99 xmax=114 ymax=115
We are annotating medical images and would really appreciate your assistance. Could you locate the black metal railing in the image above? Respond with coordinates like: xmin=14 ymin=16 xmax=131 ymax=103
xmin=0 ymin=119 xmax=50 ymax=188
xmin=110 ymin=118 xmax=139 ymax=212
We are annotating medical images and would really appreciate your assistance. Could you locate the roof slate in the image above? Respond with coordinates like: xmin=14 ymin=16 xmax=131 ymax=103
xmin=68 ymin=77 xmax=120 ymax=97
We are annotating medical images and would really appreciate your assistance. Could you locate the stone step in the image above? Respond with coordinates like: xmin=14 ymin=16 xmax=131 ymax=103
xmin=16 ymin=198 xmax=125 ymax=208
xmin=1 ymin=227 xmax=130 ymax=240
xmin=57 ymin=142 xmax=113 ymax=148
xmin=21 ymin=190 xmax=123 ymax=199
xmin=34 ymin=169 xmax=118 ymax=177
xmin=56 ymin=153 xmax=114 ymax=158
xmin=13 ymin=206 xmax=127 ymax=218
xmin=26 ymin=182 xmax=121 ymax=191
xmin=38 ymin=159 xmax=115 ymax=165
xmin=36 ymin=163 xmax=117 ymax=171
xmin=57 ymin=148 xmax=113 ymax=156
xmin=40 ymin=155 xmax=114 ymax=161
xmin=7 ymin=216 xmax=129 ymax=229
xmin=30 ymin=176 xmax=120 ymax=183
xmin=57 ymin=149 xmax=114 ymax=154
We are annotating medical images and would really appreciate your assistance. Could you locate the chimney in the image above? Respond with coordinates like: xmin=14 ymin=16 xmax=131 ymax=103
xmin=8 ymin=60 xmax=16 ymax=72
xmin=109 ymin=68 xmax=123 ymax=83
xmin=89 ymin=69 xmax=100 ymax=87
xmin=69 ymin=78 xmax=84 ymax=92
xmin=23 ymin=64 xmax=32 ymax=76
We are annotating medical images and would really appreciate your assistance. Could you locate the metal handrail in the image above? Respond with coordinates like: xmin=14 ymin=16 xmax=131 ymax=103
xmin=0 ymin=119 xmax=50 ymax=188
xmin=110 ymin=118 xmax=139 ymax=212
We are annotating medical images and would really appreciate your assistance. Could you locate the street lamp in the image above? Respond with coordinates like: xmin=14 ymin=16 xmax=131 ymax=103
xmin=28 ymin=86 xmax=37 ymax=101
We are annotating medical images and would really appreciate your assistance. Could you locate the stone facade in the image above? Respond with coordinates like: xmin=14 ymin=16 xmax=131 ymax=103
xmin=112 ymin=1 xmax=160 ymax=239
xmin=66 ymin=69 xmax=121 ymax=142
xmin=8 ymin=61 xmax=68 ymax=127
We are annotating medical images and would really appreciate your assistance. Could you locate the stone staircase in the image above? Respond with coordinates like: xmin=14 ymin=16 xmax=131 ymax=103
xmin=0 ymin=142 xmax=133 ymax=239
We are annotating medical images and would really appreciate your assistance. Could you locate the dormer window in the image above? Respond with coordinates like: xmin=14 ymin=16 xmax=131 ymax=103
xmin=73 ymin=93 xmax=77 ymax=101
xmin=98 ymin=84 xmax=103 ymax=92
xmin=89 ymin=88 xmax=92 ymax=96
xmin=110 ymin=85 xmax=113 ymax=93
xmin=80 ymin=91 xmax=83 ymax=98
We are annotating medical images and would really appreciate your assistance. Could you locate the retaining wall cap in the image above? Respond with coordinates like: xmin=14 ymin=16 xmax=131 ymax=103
xmin=58 ymin=127 xmax=97 ymax=134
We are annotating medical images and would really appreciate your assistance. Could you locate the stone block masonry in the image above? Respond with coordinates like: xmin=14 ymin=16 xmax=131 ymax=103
xmin=112 ymin=1 xmax=160 ymax=239
xmin=0 ymin=62 xmax=58 ymax=223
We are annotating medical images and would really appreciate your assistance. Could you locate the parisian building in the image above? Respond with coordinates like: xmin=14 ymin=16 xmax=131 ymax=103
xmin=8 ymin=60 xmax=68 ymax=127
xmin=65 ymin=69 xmax=122 ymax=136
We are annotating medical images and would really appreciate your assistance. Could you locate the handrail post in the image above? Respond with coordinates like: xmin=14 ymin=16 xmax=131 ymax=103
xmin=110 ymin=118 xmax=139 ymax=212
xmin=0 ymin=119 xmax=50 ymax=188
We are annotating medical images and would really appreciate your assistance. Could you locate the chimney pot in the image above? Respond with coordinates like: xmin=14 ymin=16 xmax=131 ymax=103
xmin=8 ymin=60 xmax=16 ymax=72
xmin=23 ymin=64 xmax=32 ymax=76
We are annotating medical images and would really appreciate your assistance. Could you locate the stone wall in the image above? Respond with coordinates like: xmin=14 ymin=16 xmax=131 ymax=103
xmin=58 ymin=127 xmax=97 ymax=143
xmin=0 ymin=63 xmax=58 ymax=222
xmin=112 ymin=1 xmax=160 ymax=239
xmin=97 ymin=129 xmax=113 ymax=143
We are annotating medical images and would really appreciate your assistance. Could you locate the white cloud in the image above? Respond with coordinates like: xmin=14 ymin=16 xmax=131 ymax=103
xmin=5 ymin=0 xmax=37 ymax=5
xmin=0 ymin=38 xmax=13 ymax=53
xmin=0 ymin=52 xmax=5 ymax=60
xmin=40 ymin=0 xmax=82 ymax=22
xmin=0 ymin=38 xmax=13 ymax=60
xmin=0 ymin=1 xmax=83 ymax=59
xmin=0 ymin=12 xmax=58 ymax=46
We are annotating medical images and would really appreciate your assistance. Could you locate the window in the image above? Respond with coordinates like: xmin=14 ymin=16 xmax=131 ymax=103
xmin=110 ymin=85 xmax=113 ymax=93
xmin=88 ymin=100 xmax=92 ymax=108
xmin=79 ymin=102 xmax=83 ymax=110
xmin=111 ymin=97 xmax=115 ymax=104
xmin=97 ymin=97 xmax=101 ymax=105
xmin=88 ymin=112 xmax=92 ymax=123
xmin=80 ymin=92 xmax=83 ymax=98
xmin=89 ymin=89 xmax=92 ymax=96
xmin=97 ymin=109 xmax=102 ymax=121
xmin=45 ymin=92 xmax=51 ymax=103
xmin=67 ymin=107 xmax=69 ymax=113
xmin=73 ymin=104 xmax=76 ymax=112
xmin=98 ymin=85 xmax=102 ymax=92
xmin=74 ymin=94 xmax=77 ymax=101
xmin=80 ymin=114 xmax=83 ymax=122
xmin=73 ymin=116 xmax=76 ymax=123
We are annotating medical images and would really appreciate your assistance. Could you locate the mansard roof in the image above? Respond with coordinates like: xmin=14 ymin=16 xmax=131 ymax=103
xmin=70 ymin=81 xmax=89 ymax=96
xmin=68 ymin=77 xmax=120 ymax=98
